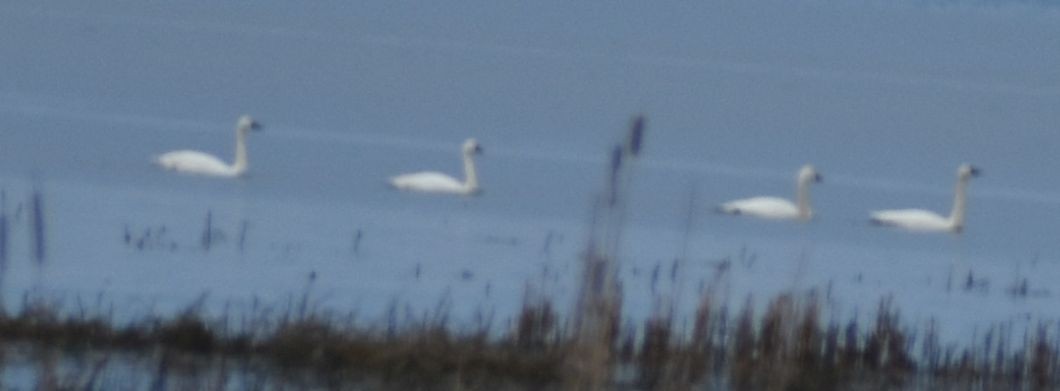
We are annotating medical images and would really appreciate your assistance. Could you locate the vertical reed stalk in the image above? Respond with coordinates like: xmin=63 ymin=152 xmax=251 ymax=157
xmin=201 ymin=210 xmax=213 ymax=251
xmin=567 ymin=116 xmax=646 ymax=390
xmin=29 ymin=187 xmax=46 ymax=266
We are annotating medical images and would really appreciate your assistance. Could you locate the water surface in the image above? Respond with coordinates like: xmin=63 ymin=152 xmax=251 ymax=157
xmin=1 ymin=0 xmax=1059 ymax=346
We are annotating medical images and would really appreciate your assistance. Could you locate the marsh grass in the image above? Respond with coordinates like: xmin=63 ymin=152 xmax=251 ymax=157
xmin=0 ymin=276 xmax=1053 ymax=389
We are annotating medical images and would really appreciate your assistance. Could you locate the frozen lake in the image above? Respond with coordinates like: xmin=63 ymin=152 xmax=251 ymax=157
xmin=2 ymin=0 xmax=1060 ymax=346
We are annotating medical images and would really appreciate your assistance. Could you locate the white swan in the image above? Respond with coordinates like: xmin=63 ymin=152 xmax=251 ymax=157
xmin=718 ymin=164 xmax=822 ymax=221
xmin=390 ymin=138 xmax=483 ymax=196
xmin=869 ymin=163 xmax=981 ymax=233
xmin=155 ymin=115 xmax=262 ymax=178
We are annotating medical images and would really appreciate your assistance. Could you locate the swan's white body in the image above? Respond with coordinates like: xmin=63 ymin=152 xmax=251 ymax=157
xmin=155 ymin=115 xmax=262 ymax=178
xmin=390 ymin=138 xmax=483 ymax=196
xmin=720 ymin=197 xmax=802 ymax=220
xmin=718 ymin=164 xmax=822 ymax=221
xmin=870 ymin=164 xmax=981 ymax=233
xmin=869 ymin=209 xmax=953 ymax=232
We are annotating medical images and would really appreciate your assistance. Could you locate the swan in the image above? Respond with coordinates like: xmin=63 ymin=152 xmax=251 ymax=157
xmin=717 ymin=164 xmax=822 ymax=221
xmin=154 ymin=115 xmax=262 ymax=178
xmin=869 ymin=163 xmax=981 ymax=233
xmin=390 ymin=138 xmax=483 ymax=196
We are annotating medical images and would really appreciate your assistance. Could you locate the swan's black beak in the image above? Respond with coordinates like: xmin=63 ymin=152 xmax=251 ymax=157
xmin=814 ymin=173 xmax=823 ymax=183
xmin=969 ymin=166 xmax=982 ymax=177
xmin=473 ymin=145 xmax=484 ymax=154
xmin=250 ymin=121 xmax=263 ymax=131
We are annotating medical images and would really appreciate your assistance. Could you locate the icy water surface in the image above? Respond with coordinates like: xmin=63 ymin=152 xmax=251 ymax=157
xmin=1 ymin=0 xmax=1060 ymax=346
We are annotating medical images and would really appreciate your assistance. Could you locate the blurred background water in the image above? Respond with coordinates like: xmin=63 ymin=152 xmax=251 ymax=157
xmin=1 ymin=0 xmax=1059 ymax=345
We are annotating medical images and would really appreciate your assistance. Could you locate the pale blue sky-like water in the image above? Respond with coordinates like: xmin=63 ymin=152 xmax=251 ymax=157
xmin=1 ymin=0 xmax=1059 ymax=346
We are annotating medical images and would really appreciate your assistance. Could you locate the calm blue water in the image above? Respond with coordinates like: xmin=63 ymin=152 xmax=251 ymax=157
xmin=1 ymin=0 xmax=1060 ymax=345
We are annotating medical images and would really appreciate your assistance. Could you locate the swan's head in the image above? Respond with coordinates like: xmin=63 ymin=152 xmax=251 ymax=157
xmin=798 ymin=164 xmax=823 ymax=184
xmin=462 ymin=138 xmax=483 ymax=155
xmin=958 ymin=163 xmax=981 ymax=180
xmin=237 ymin=115 xmax=263 ymax=133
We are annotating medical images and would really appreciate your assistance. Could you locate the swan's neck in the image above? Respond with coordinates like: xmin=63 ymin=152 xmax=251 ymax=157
xmin=232 ymin=128 xmax=249 ymax=175
xmin=948 ymin=176 xmax=970 ymax=231
xmin=462 ymin=151 xmax=479 ymax=194
xmin=795 ymin=177 xmax=813 ymax=220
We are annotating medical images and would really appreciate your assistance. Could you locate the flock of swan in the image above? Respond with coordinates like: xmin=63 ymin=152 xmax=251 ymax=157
xmin=716 ymin=163 xmax=981 ymax=234
xmin=153 ymin=115 xmax=483 ymax=196
xmin=153 ymin=115 xmax=980 ymax=234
